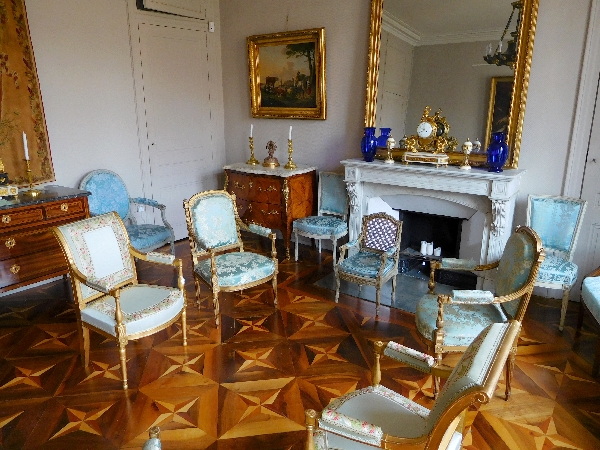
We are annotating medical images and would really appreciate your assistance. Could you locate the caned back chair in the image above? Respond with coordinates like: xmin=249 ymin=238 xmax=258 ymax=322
xmin=526 ymin=194 xmax=587 ymax=330
xmin=53 ymin=212 xmax=187 ymax=390
xmin=80 ymin=169 xmax=175 ymax=254
xmin=183 ymin=190 xmax=278 ymax=324
xmin=293 ymin=172 xmax=349 ymax=265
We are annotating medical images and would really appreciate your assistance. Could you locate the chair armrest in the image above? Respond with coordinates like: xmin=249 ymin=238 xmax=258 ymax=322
xmin=320 ymin=408 xmax=383 ymax=447
xmin=85 ymin=275 xmax=117 ymax=294
xmin=130 ymin=197 xmax=165 ymax=210
xmin=248 ymin=222 xmax=273 ymax=237
xmin=440 ymin=258 xmax=477 ymax=270
xmin=449 ymin=290 xmax=495 ymax=304
xmin=384 ymin=341 xmax=435 ymax=374
xmin=131 ymin=248 xmax=176 ymax=265
xmin=340 ymin=239 xmax=359 ymax=253
xmin=586 ymin=266 xmax=600 ymax=278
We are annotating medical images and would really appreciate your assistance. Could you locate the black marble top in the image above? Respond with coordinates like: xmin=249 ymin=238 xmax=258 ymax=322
xmin=0 ymin=185 xmax=90 ymax=211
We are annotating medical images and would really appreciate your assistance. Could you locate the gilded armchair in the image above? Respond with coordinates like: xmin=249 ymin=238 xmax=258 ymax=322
xmin=335 ymin=212 xmax=402 ymax=313
xmin=417 ymin=226 xmax=544 ymax=400
xmin=183 ymin=190 xmax=278 ymax=324
xmin=526 ymin=194 xmax=587 ymax=330
xmin=53 ymin=212 xmax=187 ymax=390
xmin=80 ymin=169 xmax=175 ymax=254
xmin=305 ymin=321 xmax=521 ymax=450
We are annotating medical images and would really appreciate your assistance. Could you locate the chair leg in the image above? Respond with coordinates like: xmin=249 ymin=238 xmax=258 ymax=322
xmin=559 ymin=288 xmax=571 ymax=331
xmin=295 ymin=230 xmax=299 ymax=261
xmin=318 ymin=239 xmax=321 ymax=254
xmin=81 ymin=327 xmax=90 ymax=368
xmin=335 ymin=269 xmax=340 ymax=303
xmin=505 ymin=348 xmax=516 ymax=401
xmin=576 ymin=298 xmax=585 ymax=338
xmin=118 ymin=341 xmax=128 ymax=390
xmin=332 ymin=238 xmax=337 ymax=266
xmin=375 ymin=285 xmax=381 ymax=315
xmin=305 ymin=409 xmax=318 ymax=450
xmin=169 ymin=240 xmax=175 ymax=255
xmin=392 ymin=275 xmax=397 ymax=300
xmin=272 ymin=274 xmax=278 ymax=306
xmin=181 ymin=309 xmax=188 ymax=347
xmin=358 ymin=285 xmax=362 ymax=294
xmin=213 ymin=288 xmax=220 ymax=326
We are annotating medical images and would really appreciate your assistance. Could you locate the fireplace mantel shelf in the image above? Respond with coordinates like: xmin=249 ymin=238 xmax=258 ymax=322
xmin=341 ymin=158 xmax=527 ymax=264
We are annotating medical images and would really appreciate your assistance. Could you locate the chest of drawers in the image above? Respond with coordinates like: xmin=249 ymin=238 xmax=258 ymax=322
xmin=0 ymin=186 xmax=90 ymax=293
xmin=224 ymin=163 xmax=316 ymax=259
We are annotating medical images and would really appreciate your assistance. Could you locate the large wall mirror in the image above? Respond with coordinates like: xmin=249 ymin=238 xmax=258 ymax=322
xmin=364 ymin=0 xmax=539 ymax=168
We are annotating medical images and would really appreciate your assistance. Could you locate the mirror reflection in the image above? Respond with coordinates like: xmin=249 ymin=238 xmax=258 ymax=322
xmin=376 ymin=0 xmax=517 ymax=154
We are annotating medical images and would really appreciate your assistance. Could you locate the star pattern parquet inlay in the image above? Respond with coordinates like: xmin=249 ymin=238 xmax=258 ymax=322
xmin=0 ymin=236 xmax=599 ymax=449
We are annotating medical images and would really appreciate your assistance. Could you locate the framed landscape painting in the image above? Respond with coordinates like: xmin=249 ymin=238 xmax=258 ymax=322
xmin=248 ymin=28 xmax=326 ymax=119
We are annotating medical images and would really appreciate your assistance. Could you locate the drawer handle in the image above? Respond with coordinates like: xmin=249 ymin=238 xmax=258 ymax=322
xmin=249 ymin=181 xmax=253 ymax=188
xmin=61 ymin=203 xmax=69 ymax=212
xmin=2 ymin=215 xmax=10 ymax=224
xmin=234 ymin=181 xmax=246 ymax=190
xmin=5 ymin=238 xmax=15 ymax=249
xmin=261 ymin=209 xmax=279 ymax=216
xmin=258 ymin=185 xmax=277 ymax=192
xmin=10 ymin=264 xmax=19 ymax=274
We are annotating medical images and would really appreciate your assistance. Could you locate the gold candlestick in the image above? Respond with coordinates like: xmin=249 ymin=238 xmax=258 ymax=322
xmin=24 ymin=159 xmax=42 ymax=197
xmin=246 ymin=136 xmax=259 ymax=165
xmin=284 ymin=139 xmax=297 ymax=170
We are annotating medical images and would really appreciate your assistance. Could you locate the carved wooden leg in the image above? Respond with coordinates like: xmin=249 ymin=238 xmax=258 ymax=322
xmin=358 ymin=285 xmax=362 ymax=294
xmin=505 ymin=347 xmax=516 ymax=400
xmin=373 ymin=341 xmax=384 ymax=386
xmin=576 ymin=298 xmax=585 ymax=338
xmin=392 ymin=275 xmax=397 ymax=300
xmin=295 ymin=230 xmax=299 ymax=261
xmin=272 ymin=275 xmax=278 ymax=306
xmin=119 ymin=340 xmax=128 ymax=390
xmin=181 ymin=309 xmax=188 ymax=347
xmin=375 ymin=284 xmax=381 ymax=315
xmin=318 ymin=239 xmax=321 ymax=254
xmin=559 ymin=287 xmax=571 ymax=331
xmin=81 ymin=327 xmax=90 ymax=368
xmin=193 ymin=276 xmax=202 ymax=308
xmin=213 ymin=289 xmax=220 ymax=325
xmin=335 ymin=269 xmax=341 ymax=303
xmin=305 ymin=409 xmax=318 ymax=450
xmin=332 ymin=238 xmax=337 ymax=266
xmin=428 ymin=260 xmax=439 ymax=294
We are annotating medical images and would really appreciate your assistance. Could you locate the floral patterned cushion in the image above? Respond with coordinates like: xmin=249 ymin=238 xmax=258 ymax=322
xmin=338 ymin=250 xmax=395 ymax=278
xmin=582 ymin=275 xmax=600 ymax=324
xmin=535 ymin=255 xmax=578 ymax=286
xmin=416 ymin=293 xmax=508 ymax=348
xmin=80 ymin=170 xmax=131 ymax=219
xmin=82 ymin=284 xmax=183 ymax=336
xmin=195 ymin=252 xmax=275 ymax=287
xmin=293 ymin=216 xmax=348 ymax=237
xmin=126 ymin=224 xmax=172 ymax=253
xmin=189 ymin=194 xmax=239 ymax=250
xmin=319 ymin=384 xmax=429 ymax=445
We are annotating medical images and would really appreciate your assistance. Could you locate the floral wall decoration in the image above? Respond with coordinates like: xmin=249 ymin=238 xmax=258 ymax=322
xmin=0 ymin=0 xmax=54 ymax=186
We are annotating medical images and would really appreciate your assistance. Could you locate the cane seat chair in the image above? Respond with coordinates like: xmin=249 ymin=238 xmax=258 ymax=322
xmin=53 ymin=212 xmax=187 ymax=390
xmin=305 ymin=321 xmax=521 ymax=450
xmin=80 ymin=169 xmax=175 ymax=254
xmin=417 ymin=226 xmax=544 ymax=400
xmin=293 ymin=172 xmax=348 ymax=265
xmin=335 ymin=213 xmax=402 ymax=313
xmin=577 ymin=266 xmax=600 ymax=376
xmin=183 ymin=190 xmax=278 ymax=324
xmin=526 ymin=195 xmax=587 ymax=330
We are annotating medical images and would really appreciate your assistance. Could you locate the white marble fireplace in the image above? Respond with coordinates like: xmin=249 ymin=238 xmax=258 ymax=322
xmin=341 ymin=159 xmax=526 ymax=265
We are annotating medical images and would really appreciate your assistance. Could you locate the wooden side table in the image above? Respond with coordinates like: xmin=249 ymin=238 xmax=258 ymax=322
xmin=0 ymin=185 xmax=90 ymax=293
xmin=224 ymin=163 xmax=316 ymax=259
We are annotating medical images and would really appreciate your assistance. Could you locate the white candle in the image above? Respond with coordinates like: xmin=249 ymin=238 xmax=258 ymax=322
xmin=23 ymin=132 xmax=29 ymax=160
xmin=250 ymin=124 xmax=253 ymax=138
xmin=289 ymin=126 xmax=292 ymax=141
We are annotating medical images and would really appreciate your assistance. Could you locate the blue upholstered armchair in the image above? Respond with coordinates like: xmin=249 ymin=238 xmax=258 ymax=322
xmin=183 ymin=190 xmax=278 ymax=324
xmin=577 ymin=265 xmax=600 ymax=376
xmin=335 ymin=212 xmax=402 ymax=313
xmin=417 ymin=226 xmax=545 ymax=400
xmin=305 ymin=321 xmax=521 ymax=450
xmin=526 ymin=195 xmax=587 ymax=330
xmin=79 ymin=170 xmax=175 ymax=254
xmin=53 ymin=212 xmax=187 ymax=390
xmin=293 ymin=172 xmax=348 ymax=264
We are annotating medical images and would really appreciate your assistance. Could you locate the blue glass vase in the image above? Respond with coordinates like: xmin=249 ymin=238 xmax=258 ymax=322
xmin=360 ymin=127 xmax=378 ymax=162
xmin=377 ymin=127 xmax=392 ymax=148
xmin=486 ymin=131 xmax=509 ymax=172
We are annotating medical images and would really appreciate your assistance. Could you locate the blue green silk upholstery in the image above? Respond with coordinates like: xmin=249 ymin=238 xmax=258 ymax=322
xmin=451 ymin=290 xmax=495 ymax=304
xmin=536 ymin=255 xmax=578 ymax=285
xmin=416 ymin=294 xmax=508 ymax=347
xmin=248 ymin=223 xmax=272 ymax=237
xmin=294 ymin=216 xmax=347 ymax=237
xmin=338 ymin=251 xmax=395 ymax=278
xmin=195 ymin=252 xmax=275 ymax=287
xmin=582 ymin=275 xmax=600 ymax=325
xmin=79 ymin=170 xmax=174 ymax=254
xmin=441 ymin=258 xmax=477 ymax=270
xmin=319 ymin=172 xmax=348 ymax=216
xmin=188 ymin=193 xmax=239 ymax=250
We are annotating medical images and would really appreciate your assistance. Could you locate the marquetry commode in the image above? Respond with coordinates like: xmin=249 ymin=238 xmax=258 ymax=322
xmin=0 ymin=186 xmax=90 ymax=293
xmin=223 ymin=163 xmax=316 ymax=259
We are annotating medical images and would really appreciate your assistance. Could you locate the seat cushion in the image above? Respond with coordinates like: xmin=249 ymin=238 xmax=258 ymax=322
xmin=582 ymin=276 xmax=600 ymax=324
xmin=81 ymin=284 xmax=183 ymax=336
xmin=416 ymin=293 xmax=508 ymax=347
xmin=294 ymin=216 xmax=348 ymax=238
xmin=126 ymin=224 xmax=172 ymax=251
xmin=195 ymin=252 xmax=275 ymax=287
xmin=536 ymin=255 xmax=578 ymax=287
xmin=338 ymin=250 xmax=394 ymax=278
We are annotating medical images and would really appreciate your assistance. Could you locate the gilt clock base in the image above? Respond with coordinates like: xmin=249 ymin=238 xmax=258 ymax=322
xmin=403 ymin=152 xmax=449 ymax=167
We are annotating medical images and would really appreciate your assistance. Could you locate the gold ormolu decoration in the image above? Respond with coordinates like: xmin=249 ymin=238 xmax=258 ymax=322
xmin=246 ymin=136 xmax=259 ymax=165
xmin=0 ymin=159 xmax=4 ymax=172
xmin=23 ymin=159 xmax=42 ymax=197
xmin=284 ymin=139 xmax=297 ymax=170
xmin=262 ymin=140 xmax=280 ymax=168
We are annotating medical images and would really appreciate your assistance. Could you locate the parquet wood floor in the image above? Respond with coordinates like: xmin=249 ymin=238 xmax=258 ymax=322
xmin=1 ymin=235 xmax=600 ymax=449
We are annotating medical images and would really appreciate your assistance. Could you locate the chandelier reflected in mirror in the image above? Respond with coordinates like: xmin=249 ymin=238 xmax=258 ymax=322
xmin=484 ymin=1 xmax=523 ymax=68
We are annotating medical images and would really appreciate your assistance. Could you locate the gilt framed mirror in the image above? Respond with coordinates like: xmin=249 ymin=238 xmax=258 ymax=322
xmin=364 ymin=0 xmax=539 ymax=169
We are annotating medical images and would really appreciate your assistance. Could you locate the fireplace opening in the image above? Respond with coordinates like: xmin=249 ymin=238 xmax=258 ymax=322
xmin=396 ymin=209 xmax=477 ymax=289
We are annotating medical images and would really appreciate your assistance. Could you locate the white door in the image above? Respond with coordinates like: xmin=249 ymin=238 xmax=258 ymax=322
xmin=137 ymin=22 xmax=215 ymax=240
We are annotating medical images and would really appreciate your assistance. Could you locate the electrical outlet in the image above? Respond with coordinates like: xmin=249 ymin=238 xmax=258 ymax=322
xmin=209 ymin=21 xmax=215 ymax=32
xmin=137 ymin=205 xmax=145 ymax=213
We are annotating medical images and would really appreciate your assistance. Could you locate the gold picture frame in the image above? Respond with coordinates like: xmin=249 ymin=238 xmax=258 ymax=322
xmin=484 ymin=76 xmax=514 ymax=152
xmin=248 ymin=28 xmax=326 ymax=120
